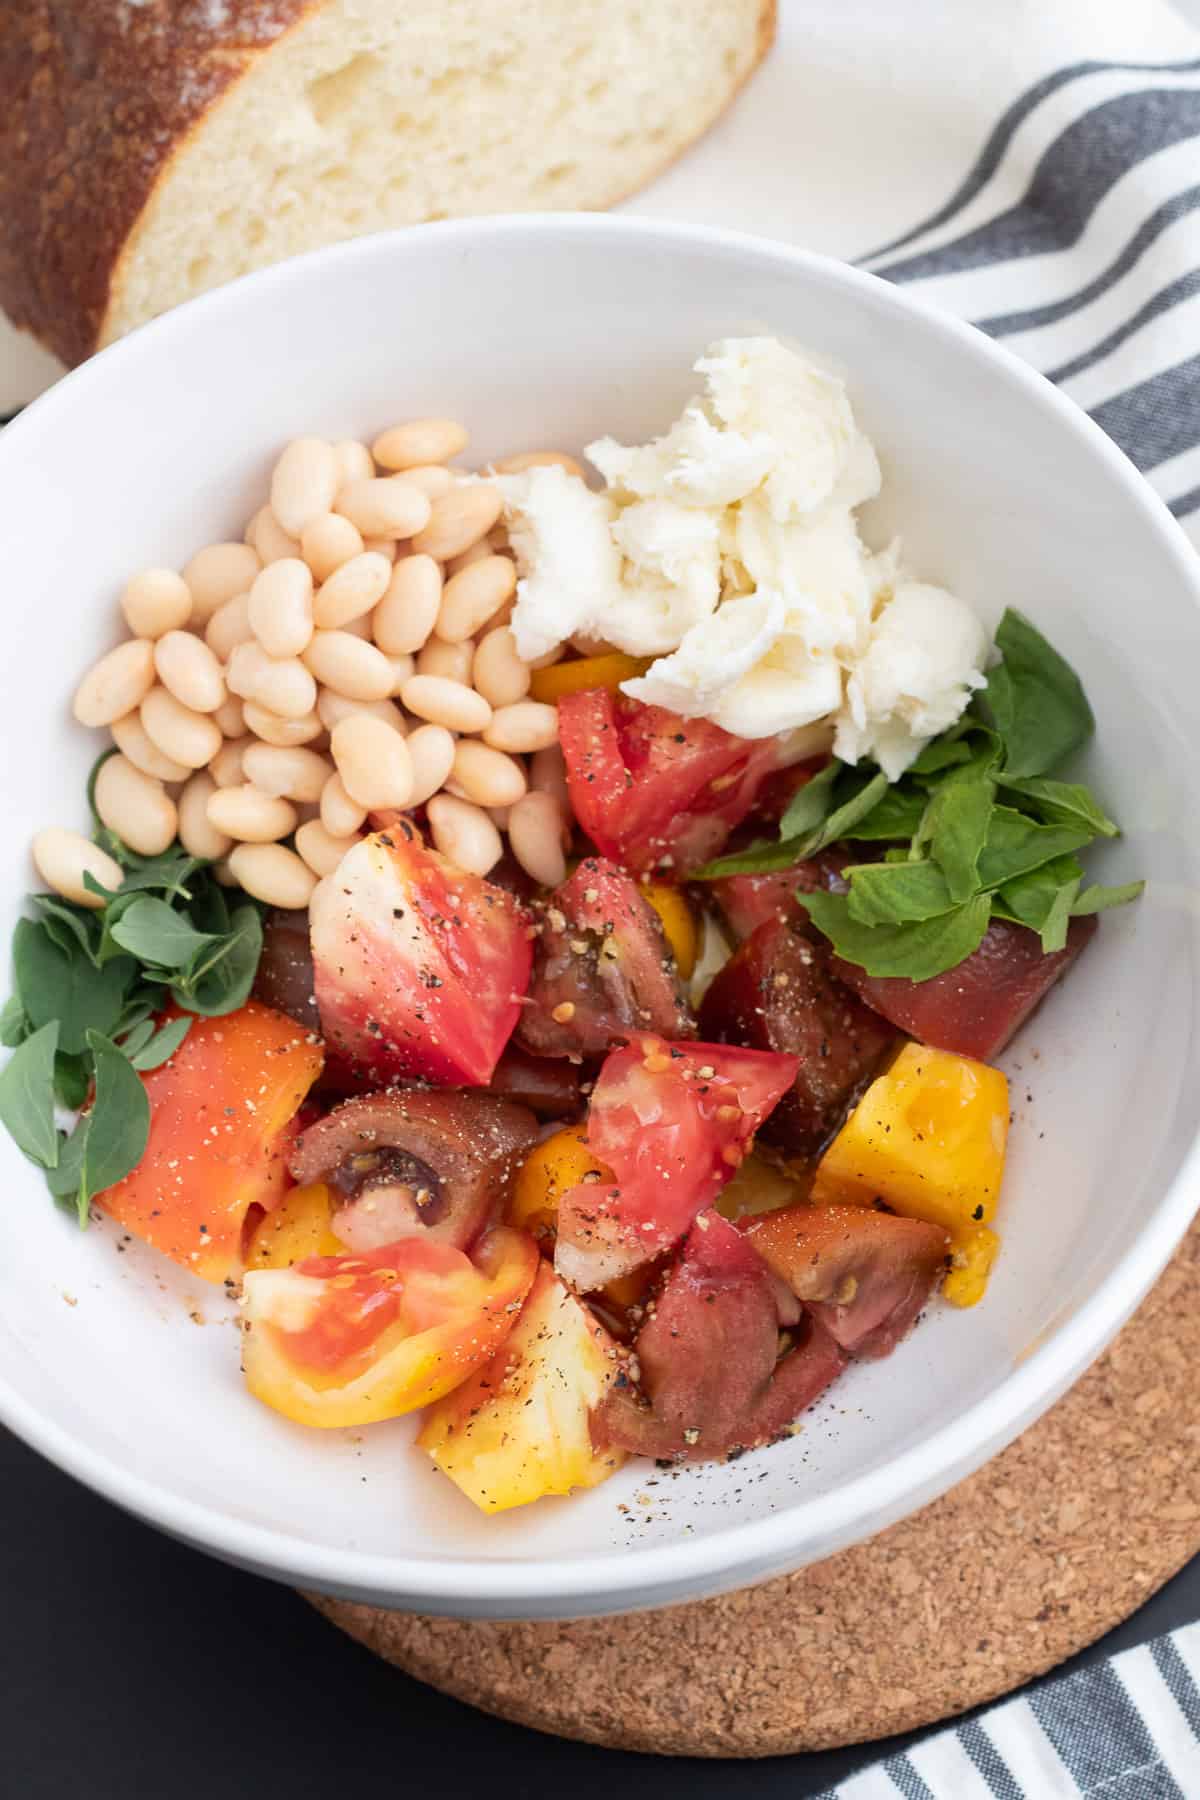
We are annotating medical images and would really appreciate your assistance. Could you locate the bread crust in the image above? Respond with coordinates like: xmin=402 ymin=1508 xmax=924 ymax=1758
xmin=0 ymin=0 xmax=776 ymax=369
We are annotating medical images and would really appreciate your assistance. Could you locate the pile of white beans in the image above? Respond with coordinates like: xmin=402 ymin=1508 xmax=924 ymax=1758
xmin=35 ymin=424 xmax=581 ymax=914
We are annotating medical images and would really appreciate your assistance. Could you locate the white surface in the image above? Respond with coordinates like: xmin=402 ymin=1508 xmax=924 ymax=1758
xmin=0 ymin=216 xmax=1197 ymax=1617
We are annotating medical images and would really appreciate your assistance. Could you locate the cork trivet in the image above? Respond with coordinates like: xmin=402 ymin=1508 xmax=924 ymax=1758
xmin=310 ymin=1218 xmax=1200 ymax=1758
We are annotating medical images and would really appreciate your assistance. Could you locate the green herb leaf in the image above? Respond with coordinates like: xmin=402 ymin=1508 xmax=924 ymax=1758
xmin=109 ymin=895 xmax=218 ymax=971
xmin=129 ymin=1014 xmax=192 ymax=1071
xmin=844 ymin=860 xmax=956 ymax=926
xmin=53 ymin=1051 xmax=91 ymax=1111
xmin=13 ymin=918 xmax=137 ymax=1055
xmin=993 ymin=854 xmax=1083 ymax=929
xmin=0 ymin=994 xmax=29 ymax=1048
xmin=1071 ymin=879 xmax=1146 ymax=916
xmin=82 ymin=1029 xmax=151 ymax=1197
xmin=996 ymin=775 xmax=1119 ymax=838
xmin=0 ymin=1020 xmax=60 ymax=1167
xmin=44 ymin=1125 xmax=90 ymax=1224
xmin=31 ymin=895 xmax=102 ymax=966
xmin=798 ymin=890 xmax=993 ymax=981
xmin=980 ymin=609 xmax=1094 ymax=778
xmin=923 ymin=771 xmax=996 ymax=901
xmin=843 ymin=784 xmax=928 ymax=841
xmin=778 ymin=760 xmax=841 ymax=839
xmin=975 ymin=807 xmax=1093 ymax=892
xmin=171 ymin=905 xmax=263 ymax=1017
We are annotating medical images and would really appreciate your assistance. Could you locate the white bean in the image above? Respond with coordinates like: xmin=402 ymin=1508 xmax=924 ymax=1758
xmin=451 ymin=740 xmax=527 ymax=807
xmin=404 ymin=724 xmax=457 ymax=806
xmin=435 ymin=555 xmax=516 ymax=643
xmin=488 ymin=450 xmax=587 ymax=479
xmin=228 ymin=843 xmax=317 ymax=910
xmin=482 ymin=700 xmax=559 ymax=754
xmin=73 ymin=638 xmax=156 ymax=728
xmin=530 ymin=743 xmax=570 ymax=810
xmin=507 ymin=791 xmax=569 ymax=889
xmin=205 ymin=591 xmax=255 ymax=662
xmin=213 ymin=694 xmax=246 ymax=738
xmin=334 ymin=477 xmax=431 ymax=539
xmin=444 ymin=538 xmax=492 ymax=576
xmin=248 ymin=559 xmax=314 ymax=658
xmin=32 ymin=829 xmax=124 ymax=909
xmin=412 ymin=484 xmax=502 ymax=560
xmin=94 ymin=754 xmax=178 ymax=856
xmin=182 ymin=543 xmax=261 ymax=624
xmin=316 ymin=690 xmax=406 ymax=734
xmin=372 ymin=418 xmax=468 ymax=470
xmin=313 ymin=551 xmax=392 ymax=630
xmin=248 ymin=506 xmax=301 ymax=566
xmin=338 ymin=612 xmax=373 ymax=640
xmin=304 ymin=631 xmax=395 ymax=702
xmin=381 ymin=652 xmax=415 ymax=695
xmin=121 ymin=568 xmax=192 ymax=638
xmin=426 ymin=793 xmax=502 ymax=876
xmin=154 ymin=629 xmax=227 ymax=713
xmin=333 ymin=441 xmax=374 ymax=486
xmin=242 ymin=702 xmax=323 ymax=747
xmin=211 ymin=736 xmax=251 ymax=787
xmin=140 ymin=685 xmax=222 ymax=769
xmin=320 ymin=772 xmax=367 ymax=836
xmin=361 ymin=537 xmax=397 ymax=563
xmin=111 ymin=712 xmax=189 ymax=782
xmin=399 ymin=465 xmax=455 ymax=499
xmin=473 ymin=626 xmax=531 ymax=708
xmin=300 ymin=513 xmax=364 ymax=583
xmin=373 ymin=555 xmax=442 ymax=655
xmin=330 ymin=715 xmax=414 ymax=810
xmin=401 ymin=674 xmax=492 ymax=733
xmin=229 ymin=642 xmax=317 ymax=718
xmin=295 ymin=819 xmax=360 ymax=878
xmin=241 ymin=743 xmax=333 ymax=803
xmin=271 ymin=438 xmax=339 ymax=539
xmin=206 ymin=784 xmax=298 ymax=843
xmin=415 ymin=637 xmax=473 ymax=684
xmin=178 ymin=772 xmax=233 ymax=860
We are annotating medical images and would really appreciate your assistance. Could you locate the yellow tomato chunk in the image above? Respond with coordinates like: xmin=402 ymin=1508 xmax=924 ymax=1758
xmin=418 ymin=1261 xmax=625 ymax=1513
xmin=245 ymin=1183 xmax=344 ymax=1270
xmin=810 ymin=1043 xmax=1009 ymax=1307
xmin=715 ymin=1151 xmax=807 ymax=1222
xmin=509 ymin=1125 xmax=614 ymax=1241
xmin=529 ymin=652 xmax=651 ymax=704
xmin=641 ymin=882 xmax=698 ymax=979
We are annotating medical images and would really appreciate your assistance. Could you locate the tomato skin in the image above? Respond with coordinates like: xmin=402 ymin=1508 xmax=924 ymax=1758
xmin=744 ymin=1202 xmax=950 ymax=1358
xmin=554 ymin=1034 xmax=800 ymax=1291
xmin=99 ymin=1002 xmax=323 ymax=1284
xmin=240 ymin=1224 xmax=538 ymax=1428
xmin=559 ymin=691 xmax=783 ymax=877
xmin=310 ymin=826 xmax=533 ymax=1088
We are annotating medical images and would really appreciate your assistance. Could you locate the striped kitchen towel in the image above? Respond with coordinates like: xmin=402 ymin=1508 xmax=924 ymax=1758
xmin=820 ymin=1620 xmax=1200 ymax=1798
xmin=631 ymin=0 xmax=1200 ymax=544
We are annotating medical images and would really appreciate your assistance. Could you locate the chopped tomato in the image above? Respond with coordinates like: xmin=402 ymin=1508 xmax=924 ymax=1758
xmin=708 ymin=849 xmax=851 ymax=942
xmin=554 ymin=1034 xmax=800 ymax=1291
xmin=744 ymin=1202 xmax=950 ymax=1358
xmin=833 ymin=915 xmax=1098 ymax=1063
xmin=698 ymin=916 xmax=896 ymax=1160
xmin=516 ymin=857 xmax=693 ymax=1058
xmin=245 ymin=1182 xmax=344 ymax=1270
xmin=486 ymin=1044 xmax=585 ymax=1120
xmin=418 ymin=1260 xmax=625 ymax=1512
xmin=240 ymin=1224 xmax=538 ymax=1427
xmin=310 ymin=824 xmax=533 ymax=1087
xmin=595 ymin=1210 xmax=846 ymax=1462
xmin=558 ymin=690 xmax=784 ymax=876
xmin=99 ymin=1002 xmax=323 ymax=1284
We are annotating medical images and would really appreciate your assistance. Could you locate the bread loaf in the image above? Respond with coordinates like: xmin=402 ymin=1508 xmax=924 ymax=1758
xmin=0 ymin=0 xmax=775 ymax=368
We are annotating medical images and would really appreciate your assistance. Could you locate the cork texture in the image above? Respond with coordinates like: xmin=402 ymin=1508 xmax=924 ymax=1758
xmin=311 ymin=1216 xmax=1200 ymax=1758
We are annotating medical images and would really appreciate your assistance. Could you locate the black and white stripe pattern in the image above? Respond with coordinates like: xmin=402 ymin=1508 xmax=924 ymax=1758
xmin=819 ymin=1622 xmax=1200 ymax=1797
xmin=859 ymin=59 xmax=1200 ymax=535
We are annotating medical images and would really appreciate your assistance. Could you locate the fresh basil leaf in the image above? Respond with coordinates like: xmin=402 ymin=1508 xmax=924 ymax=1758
xmin=0 ymin=1020 xmax=60 ymax=1167
xmin=53 ymin=1051 xmax=90 ymax=1112
xmin=13 ymin=918 xmax=137 ymax=1055
xmin=799 ymin=889 xmax=993 ymax=981
xmin=778 ymin=759 xmax=841 ymax=840
xmin=981 ymin=609 xmax=1094 ymax=779
xmin=172 ymin=906 xmax=263 ymax=1017
xmin=695 ymin=836 xmax=820 ymax=879
xmin=109 ymin=896 xmax=218 ymax=971
xmin=810 ymin=772 xmax=891 ymax=853
xmin=996 ymin=775 xmax=1118 ymax=838
xmin=907 ymin=738 xmax=974 ymax=777
xmin=1071 ymin=879 xmax=1146 ymax=916
xmin=85 ymin=851 xmax=204 ymax=904
xmin=975 ymin=807 xmax=1092 ymax=892
xmin=844 ymin=785 xmax=928 ymax=841
xmin=129 ymin=1014 xmax=191 ymax=1071
xmin=31 ymin=895 xmax=102 ymax=966
xmin=1036 ymin=880 xmax=1079 ymax=954
xmin=994 ymin=855 xmax=1083 ymax=929
xmin=0 ymin=994 xmax=29 ymax=1048
xmin=844 ymin=859 xmax=956 ymax=926
xmin=82 ymin=1030 xmax=151 ymax=1197
xmin=923 ymin=771 xmax=996 ymax=902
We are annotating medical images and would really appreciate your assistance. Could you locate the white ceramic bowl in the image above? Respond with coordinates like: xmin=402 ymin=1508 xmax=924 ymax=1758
xmin=1 ymin=217 xmax=1198 ymax=1620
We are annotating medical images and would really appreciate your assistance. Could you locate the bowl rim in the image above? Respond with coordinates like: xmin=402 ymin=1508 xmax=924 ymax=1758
xmin=2 ymin=210 xmax=1199 ymax=1614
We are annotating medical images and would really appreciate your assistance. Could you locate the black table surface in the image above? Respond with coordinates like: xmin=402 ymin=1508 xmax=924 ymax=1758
xmin=2 ymin=1425 xmax=1196 ymax=1800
